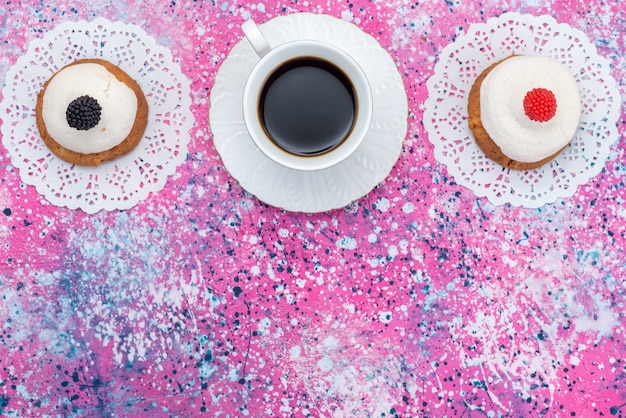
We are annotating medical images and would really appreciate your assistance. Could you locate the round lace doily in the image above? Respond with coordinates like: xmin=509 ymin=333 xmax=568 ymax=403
xmin=0 ymin=18 xmax=193 ymax=213
xmin=424 ymin=12 xmax=621 ymax=208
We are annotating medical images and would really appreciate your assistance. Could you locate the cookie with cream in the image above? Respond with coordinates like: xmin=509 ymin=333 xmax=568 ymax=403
xmin=468 ymin=55 xmax=581 ymax=170
xmin=36 ymin=58 xmax=148 ymax=166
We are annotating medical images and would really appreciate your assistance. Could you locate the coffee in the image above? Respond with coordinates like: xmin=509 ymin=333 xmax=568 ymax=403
xmin=259 ymin=58 xmax=356 ymax=156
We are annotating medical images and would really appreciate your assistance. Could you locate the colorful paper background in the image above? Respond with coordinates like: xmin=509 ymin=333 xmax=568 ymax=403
xmin=1 ymin=0 xmax=625 ymax=416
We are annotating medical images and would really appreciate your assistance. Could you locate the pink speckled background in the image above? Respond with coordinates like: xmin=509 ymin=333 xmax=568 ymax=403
xmin=1 ymin=0 xmax=625 ymax=417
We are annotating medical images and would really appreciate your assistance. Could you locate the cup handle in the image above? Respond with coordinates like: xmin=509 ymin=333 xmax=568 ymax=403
xmin=242 ymin=20 xmax=272 ymax=58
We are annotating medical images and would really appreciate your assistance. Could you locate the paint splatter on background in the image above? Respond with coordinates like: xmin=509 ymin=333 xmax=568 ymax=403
xmin=1 ymin=0 xmax=625 ymax=416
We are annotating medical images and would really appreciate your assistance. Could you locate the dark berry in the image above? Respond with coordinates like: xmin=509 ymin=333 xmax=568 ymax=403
xmin=66 ymin=95 xmax=102 ymax=131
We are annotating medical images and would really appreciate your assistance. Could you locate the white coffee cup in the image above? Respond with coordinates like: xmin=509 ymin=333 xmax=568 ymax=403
xmin=241 ymin=19 xmax=373 ymax=171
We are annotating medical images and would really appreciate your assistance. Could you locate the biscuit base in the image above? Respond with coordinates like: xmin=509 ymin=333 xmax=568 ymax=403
xmin=36 ymin=58 xmax=148 ymax=166
xmin=467 ymin=57 xmax=566 ymax=171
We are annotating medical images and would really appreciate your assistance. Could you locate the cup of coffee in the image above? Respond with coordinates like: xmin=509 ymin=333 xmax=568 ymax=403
xmin=241 ymin=19 xmax=373 ymax=171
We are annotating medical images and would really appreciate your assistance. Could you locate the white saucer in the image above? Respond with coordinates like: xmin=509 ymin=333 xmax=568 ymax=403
xmin=209 ymin=13 xmax=408 ymax=213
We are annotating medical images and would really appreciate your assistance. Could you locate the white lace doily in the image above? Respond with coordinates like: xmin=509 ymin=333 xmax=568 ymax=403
xmin=0 ymin=18 xmax=193 ymax=213
xmin=424 ymin=12 xmax=621 ymax=208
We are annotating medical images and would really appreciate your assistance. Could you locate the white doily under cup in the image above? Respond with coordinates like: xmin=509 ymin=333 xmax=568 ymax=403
xmin=424 ymin=12 xmax=621 ymax=208
xmin=0 ymin=18 xmax=193 ymax=213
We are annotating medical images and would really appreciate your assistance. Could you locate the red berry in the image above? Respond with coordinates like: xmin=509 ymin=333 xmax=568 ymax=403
xmin=523 ymin=88 xmax=557 ymax=122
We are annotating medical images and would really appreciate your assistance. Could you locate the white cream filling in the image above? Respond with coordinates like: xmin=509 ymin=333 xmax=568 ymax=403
xmin=480 ymin=56 xmax=581 ymax=163
xmin=42 ymin=63 xmax=138 ymax=154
